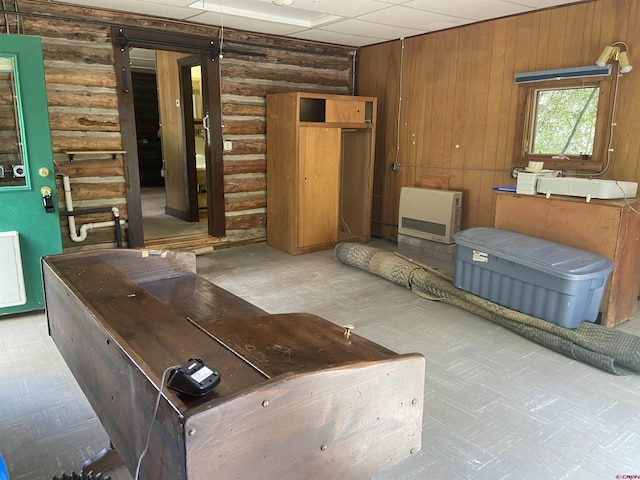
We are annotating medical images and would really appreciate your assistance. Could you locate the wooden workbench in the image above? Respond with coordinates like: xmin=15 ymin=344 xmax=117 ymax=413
xmin=42 ymin=249 xmax=424 ymax=480
xmin=494 ymin=192 xmax=640 ymax=327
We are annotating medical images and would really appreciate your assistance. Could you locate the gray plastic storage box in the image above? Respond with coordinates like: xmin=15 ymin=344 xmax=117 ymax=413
xmin=453 ymin=228 xmax=613 ymax=329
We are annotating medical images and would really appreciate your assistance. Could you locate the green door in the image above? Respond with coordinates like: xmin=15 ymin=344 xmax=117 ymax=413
xmin=0 ymin=34 xmax=62 ymax=315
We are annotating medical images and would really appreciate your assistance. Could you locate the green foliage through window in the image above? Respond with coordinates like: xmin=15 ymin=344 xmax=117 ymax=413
xmin=531 ymin=86 xmax=599 ymax=156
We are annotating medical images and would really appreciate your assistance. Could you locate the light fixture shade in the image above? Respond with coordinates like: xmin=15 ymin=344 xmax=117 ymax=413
xmin=596 ymin=45 xmax=615 ymax=67
xmin=515 ymin=64 xmax=612 ymax=84
xmin=618 ymin=50 xmax=633 ymax=73
xmin=272 ymin=0 xmax=294 ymax=5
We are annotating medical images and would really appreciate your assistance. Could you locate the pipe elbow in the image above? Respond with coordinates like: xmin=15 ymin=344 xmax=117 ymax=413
xmin=70 ymin=227 xmax=88 ymax=242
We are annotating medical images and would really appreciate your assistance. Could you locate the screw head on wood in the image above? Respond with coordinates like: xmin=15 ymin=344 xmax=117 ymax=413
xmin=342 ymin=324 xmax=354 ymax=340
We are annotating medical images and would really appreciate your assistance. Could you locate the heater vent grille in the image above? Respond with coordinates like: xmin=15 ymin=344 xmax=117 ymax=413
xmin=401 ymin=217 xmax=446 ymax=237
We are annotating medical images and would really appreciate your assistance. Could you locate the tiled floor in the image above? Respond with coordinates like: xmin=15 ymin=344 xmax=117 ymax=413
xmin=141 ymin=187 xmax=207 ymax=240
xmin=2 ymin=239 xmax=640 ymax=479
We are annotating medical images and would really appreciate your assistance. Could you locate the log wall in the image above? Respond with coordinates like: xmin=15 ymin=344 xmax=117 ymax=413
xmin=217 ymin=39 xmax=353 ymax=243
xmin=357 ymin=0 xmax=640 ymax=240
xmin=1 ymin=0 xmax=354 ymax=250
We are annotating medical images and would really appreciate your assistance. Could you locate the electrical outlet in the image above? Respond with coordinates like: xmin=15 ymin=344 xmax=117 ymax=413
xmin=223 ymin=140 xmax=233 ymax=151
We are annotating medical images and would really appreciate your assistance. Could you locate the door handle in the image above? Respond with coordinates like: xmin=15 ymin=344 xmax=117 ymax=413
xmin=41 ymin=186 xmax=55 ymax=213
xmin=203 ymin=113 xmax=210 ymax=147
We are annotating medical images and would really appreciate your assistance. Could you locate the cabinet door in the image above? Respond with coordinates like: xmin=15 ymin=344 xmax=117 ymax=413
xmin=325 ymin=99 xmax=366 ymax=123
xmin=298 ymin=127 xmax=341 ymax=247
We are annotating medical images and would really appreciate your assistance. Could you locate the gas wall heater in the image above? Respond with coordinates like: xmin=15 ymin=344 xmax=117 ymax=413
xmin=398 ymin=187 xmax=462 ymax=244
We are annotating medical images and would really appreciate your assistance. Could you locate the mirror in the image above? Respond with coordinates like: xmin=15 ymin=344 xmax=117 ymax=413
xmin=0 ymin=55 xmax=26 ymax=187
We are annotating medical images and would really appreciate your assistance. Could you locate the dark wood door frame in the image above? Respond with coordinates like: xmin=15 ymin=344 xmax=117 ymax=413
xmin=112 ymin=26 xmax=225 ymax=247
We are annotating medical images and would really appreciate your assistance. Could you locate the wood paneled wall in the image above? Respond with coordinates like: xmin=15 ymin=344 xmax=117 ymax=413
xmin=1 ymin=0 xmax=354 ymax=250
xmin=358 ymin=0 xmax=640 ymax=240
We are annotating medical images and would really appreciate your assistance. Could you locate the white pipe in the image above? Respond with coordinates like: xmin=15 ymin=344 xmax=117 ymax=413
xmin=78 ymin=219 xmax=126 ymax=243
xmin=60 ymin=172 xmax=79 ymax=240
xmin=57 ymin=171 xmax=125 ymax=243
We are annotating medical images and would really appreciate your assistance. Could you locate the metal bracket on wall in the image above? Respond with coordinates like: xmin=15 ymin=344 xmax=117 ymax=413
xmin=66 ymin=151 xmax=126 ymax=162
xmin=114 ymin=27 xmax=267 ymax=63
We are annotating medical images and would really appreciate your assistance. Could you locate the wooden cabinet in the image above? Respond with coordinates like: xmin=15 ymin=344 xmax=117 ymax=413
xmin=494 ymin=193 xmax=640 ymax=327
xmin=267 ymin=92 xmax=376 ymax=255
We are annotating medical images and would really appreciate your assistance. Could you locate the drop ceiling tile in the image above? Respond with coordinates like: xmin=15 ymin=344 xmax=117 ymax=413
xmin=188 ymin=0 xmax=343 ymax=28
xmin=506 ymin=0 xmax=584 ymax=7
xmin=357 ymin=5 xmax=469 ymax=30
xmin=404 ymin=0 xmax=532 ymax=21
xmin=187 ymin=11 xmax=308 ymax=36
xmin=318 ymin=18 xmax=425 ymax=41
xmin=259 ymin=0 xmax=394 ymax=18
xmin=380 ymin=0 xmax=417 ymax=4
xmin=289 ymin=29 xmax=387 ymax=48
xmin=140 ymin=0 xmax=195 ymax=6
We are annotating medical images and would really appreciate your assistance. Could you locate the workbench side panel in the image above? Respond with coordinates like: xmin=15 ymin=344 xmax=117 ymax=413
xmin=43 ymin=262 xmax=187 ymax=480
xmin=612 ymin=207 xmax=640 ymax=321
xmin=494 ymin=193 xmax=640 ymax=326
xmin=185 ymin=355 xmax=425 ymax=480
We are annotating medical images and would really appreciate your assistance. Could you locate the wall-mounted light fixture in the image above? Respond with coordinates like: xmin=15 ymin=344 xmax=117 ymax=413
xmin=596 ymin=41 xmax=633 ymax=73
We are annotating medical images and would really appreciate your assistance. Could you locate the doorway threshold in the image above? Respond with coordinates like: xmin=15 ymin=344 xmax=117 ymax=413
xmin=144 ymin=233 xmax=228 ymax=255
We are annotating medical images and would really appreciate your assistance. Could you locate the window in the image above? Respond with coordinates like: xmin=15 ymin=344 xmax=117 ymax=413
xmin=515 ymin=78 xmax=612 ymax=172
xmin=531 ymin=86 xmax=598 ymax=156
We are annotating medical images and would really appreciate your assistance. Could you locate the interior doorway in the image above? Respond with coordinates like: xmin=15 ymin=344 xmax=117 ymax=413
xmin=112 ymin=27 xmax=226 ymax=249
xmin=129 ymin=48 xmax=208 ymax=241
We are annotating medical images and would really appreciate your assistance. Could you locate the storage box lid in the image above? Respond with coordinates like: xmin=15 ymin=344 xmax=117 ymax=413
xmin=453 ymin=228 xmax=613 ymax=279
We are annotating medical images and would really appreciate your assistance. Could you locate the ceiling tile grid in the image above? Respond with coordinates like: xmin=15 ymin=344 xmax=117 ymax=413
xmin=53 ymin=0 xmax=587 ymax=47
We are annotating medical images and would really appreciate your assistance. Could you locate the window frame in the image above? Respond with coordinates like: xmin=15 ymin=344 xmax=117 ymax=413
xmin=513 ymin=76 xmax=613 ymax=172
